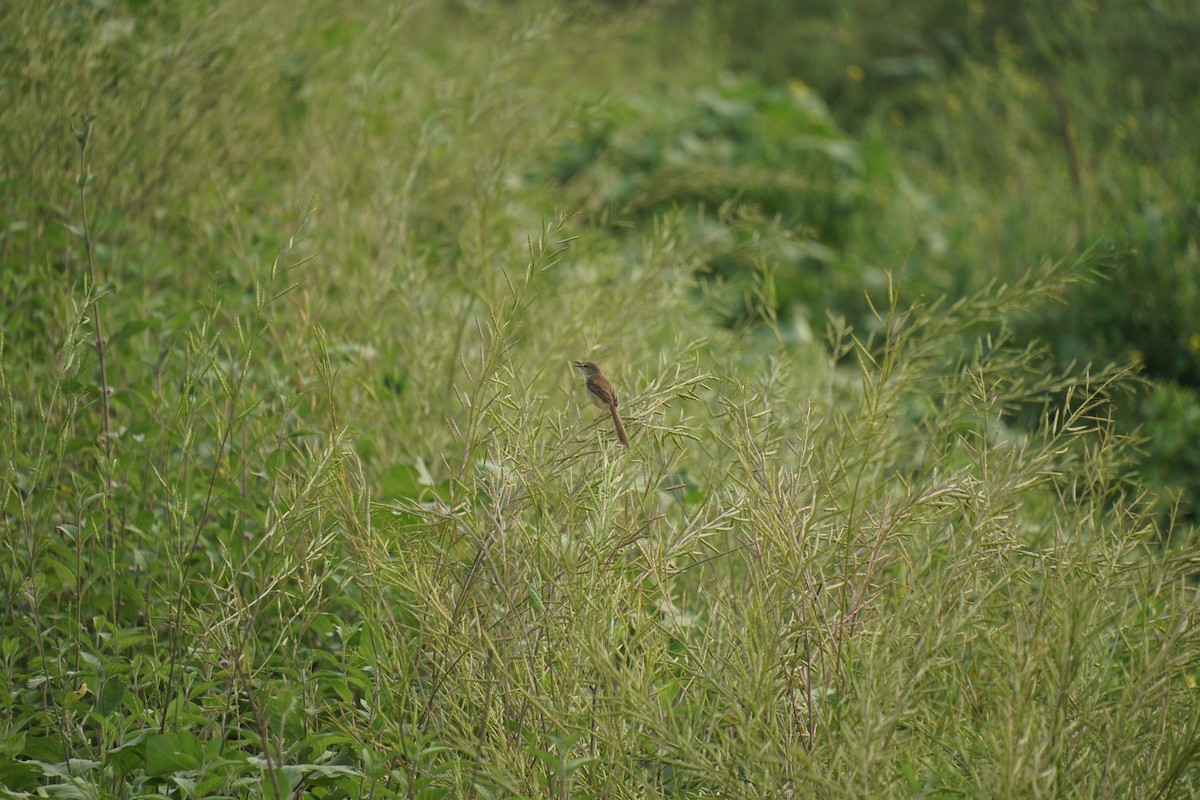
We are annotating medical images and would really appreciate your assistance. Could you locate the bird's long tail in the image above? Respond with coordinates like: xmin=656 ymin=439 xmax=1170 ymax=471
xmin=609 ymin=406 xmax=630 ymax=448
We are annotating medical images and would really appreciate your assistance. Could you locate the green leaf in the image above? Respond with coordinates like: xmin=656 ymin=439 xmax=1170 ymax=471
xmin=0 ymin=731 xmax=24 ymax=758
xmin=21 ymin=735 xmax=65 ymax=762
xmin=97 ymin=674 xmax=126 ymax=715
xmin=145 ymin=732 xmax=202 ymax=776
xmin=104 ymin=731 xmax=148 ymax=776
xmin=35 ymin=757 xmax=102 ymax=778
xmin=0 ymin=757 xmax=41 ymax=790
xmin=264 ymin=765 xmax=294 ymax=796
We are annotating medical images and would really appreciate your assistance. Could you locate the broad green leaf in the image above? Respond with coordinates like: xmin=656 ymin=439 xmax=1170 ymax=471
xmin=145 ymin=732 xmax=202 ymax=776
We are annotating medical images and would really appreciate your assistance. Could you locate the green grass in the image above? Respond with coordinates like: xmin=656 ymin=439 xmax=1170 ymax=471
xmin=3 ymin=1 xmax=1200 ymax=797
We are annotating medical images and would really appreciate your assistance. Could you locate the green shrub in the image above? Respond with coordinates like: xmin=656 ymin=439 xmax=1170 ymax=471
xmin=547 ymin=75 xmax=863 ymax=328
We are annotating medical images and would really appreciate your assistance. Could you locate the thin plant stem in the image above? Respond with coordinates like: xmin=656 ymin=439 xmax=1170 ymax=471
xmin=74 ymin=115 xmax=112 ymax=473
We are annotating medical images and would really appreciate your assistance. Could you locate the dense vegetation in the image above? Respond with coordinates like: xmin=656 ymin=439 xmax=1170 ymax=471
xmin=2 ymin=0 xmax=1199 ymax=796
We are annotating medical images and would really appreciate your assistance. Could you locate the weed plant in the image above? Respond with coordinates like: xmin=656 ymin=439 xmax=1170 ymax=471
xmin=2 ymin=1 xmax=1199 ymax=798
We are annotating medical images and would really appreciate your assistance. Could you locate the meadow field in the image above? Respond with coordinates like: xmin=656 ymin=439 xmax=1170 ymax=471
xmin=2 ymin=1 xmax=1200 ymax=796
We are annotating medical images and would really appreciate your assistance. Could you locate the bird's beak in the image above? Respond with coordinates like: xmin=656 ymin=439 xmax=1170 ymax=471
xmin=572 ymin=360 xmax=585 ymax=370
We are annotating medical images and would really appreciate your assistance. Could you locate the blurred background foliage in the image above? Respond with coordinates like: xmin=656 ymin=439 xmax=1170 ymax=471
xmin=1 ymin=2 xmax=1195 ymax=594
xmin=546 ymin=0 xmax=1200 ymax=520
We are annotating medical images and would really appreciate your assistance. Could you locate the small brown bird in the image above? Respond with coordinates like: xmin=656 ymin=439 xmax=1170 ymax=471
xmin=573 ymin=360 xmax=630 ymax=448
